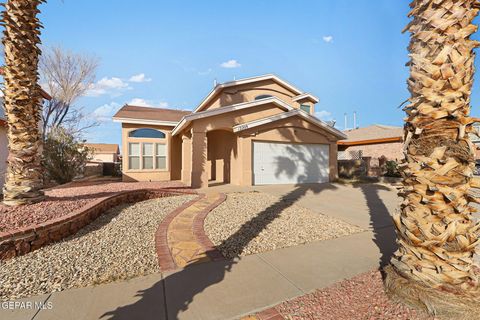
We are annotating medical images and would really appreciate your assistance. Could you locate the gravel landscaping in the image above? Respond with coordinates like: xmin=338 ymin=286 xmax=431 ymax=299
xmin=205 ymin=192 xmax=363 ymax=258
xmin=0 ymin=179 xmax=185 ymax=233
xmin=0 ymin=195 xmax=195 ymax=301
xmin=274 ymin=270 xmax=434 ymax=320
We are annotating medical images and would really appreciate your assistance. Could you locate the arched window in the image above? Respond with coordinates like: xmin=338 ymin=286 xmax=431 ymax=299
xmin=128 ymin=128 xmax=166 ymax=139
xmin=254 ymin=94 xmax=273 ymax=100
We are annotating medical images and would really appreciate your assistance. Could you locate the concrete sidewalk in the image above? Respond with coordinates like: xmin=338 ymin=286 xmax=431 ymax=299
xmin=3 ymin=227 xmax=396 ymax=320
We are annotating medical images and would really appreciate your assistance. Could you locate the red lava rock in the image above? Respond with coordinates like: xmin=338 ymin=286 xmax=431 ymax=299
xmin=275 ymin=270 xmax=434 ymax=320
xmin=0 ymin=180 xmax=184 ymax=233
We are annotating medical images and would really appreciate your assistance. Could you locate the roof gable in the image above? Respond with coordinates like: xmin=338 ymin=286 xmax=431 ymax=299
xmin=172 ymin=96 xmax=294 ymax=136
xmin=193 ymin=74 xmax=307 ymax=113
xmin=233 ymin=109 xmax=346 ymax=139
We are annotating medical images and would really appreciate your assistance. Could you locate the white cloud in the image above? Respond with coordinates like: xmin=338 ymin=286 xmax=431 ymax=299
xmin=128 ymin=98 xmax=169 ymax=109
xmin=92 ymin=102 xmax=120 ymax=122
xmin=86 ymin=77 xmax=131 ymax=97
xmin=322 ymin=35 xmax=333 ymax=43
xmin=220 ymin=59 xmax=241 ymax=68
xmin=129 ymin=73 xmax=152 ymax=83
xmin=315 ymin=110 xmax=333 ymax=121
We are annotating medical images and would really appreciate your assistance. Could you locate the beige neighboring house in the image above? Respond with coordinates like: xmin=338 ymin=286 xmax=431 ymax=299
xmin=338 ymin=125 xmax=403 ymax=160
xmin=85 ymin=143 xmax=120 ymax=163
xmin=337 ymin=124 xmax=403 ymax=177
xmin=113 ymin=74 xmax=346 ymax=188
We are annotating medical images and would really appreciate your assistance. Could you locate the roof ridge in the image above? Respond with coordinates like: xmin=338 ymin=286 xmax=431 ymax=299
xmin=124 ymin=104 xmax=191 ymax=113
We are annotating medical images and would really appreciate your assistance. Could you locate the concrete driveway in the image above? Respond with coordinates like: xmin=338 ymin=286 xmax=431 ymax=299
xmin=203 ymin=182 xmax=400 ymax=230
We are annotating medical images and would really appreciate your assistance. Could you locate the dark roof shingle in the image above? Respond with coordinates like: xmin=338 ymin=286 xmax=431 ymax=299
xmin=113 ymin=105 xmax=191 ymax=123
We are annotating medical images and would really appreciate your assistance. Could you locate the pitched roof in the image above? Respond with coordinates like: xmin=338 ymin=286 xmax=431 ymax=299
xmin=193 ymin=74 xmax=317 ymax=113
xmin=85 ymin=143 xmax=119 ymax=154
xmin=339 ymin=125 xmax=403 ymax=145
xmin=112 ymin=105 xmax=191 ymax=126
xmin=172 ymin=96 xmax=294 ymax=136
xmin=232 ymin=109 xmax=347 ymax=139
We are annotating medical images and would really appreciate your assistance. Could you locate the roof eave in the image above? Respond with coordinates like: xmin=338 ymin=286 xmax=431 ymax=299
xmin=233 ymin=109 xmax=346 ymax=140
xmin=192 ymin=74 xmax=306 ymax=113
xmin=338 ymin=136 xmax=403 ymax=146
xmin=112 ymin=117 xmax=179 ymax=127
xmin=172 ymin=96 xmax=294 ymax=136
xmin=292 ymin=93 xmax=319 ymax=104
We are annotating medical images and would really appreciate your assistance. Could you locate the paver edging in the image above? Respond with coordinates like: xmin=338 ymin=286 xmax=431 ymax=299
xmin=0 ymin=188 xmax=195 ymax=260
xmin=255 ymin=307 xmax=285 ymax=320
xmin=192 ymin=193 xmax=226 ymax=261
xmin=155 ymin=194 xmax=205 ymax=271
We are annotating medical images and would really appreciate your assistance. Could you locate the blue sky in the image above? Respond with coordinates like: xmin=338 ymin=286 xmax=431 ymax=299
xmin=39 ymin=0 xmax=480 ymax=146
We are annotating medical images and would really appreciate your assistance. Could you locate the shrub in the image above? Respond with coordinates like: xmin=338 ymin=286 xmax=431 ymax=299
xmin=385 ymin=160 xmax=401 ymax=177
xmin=43 ymin=127 xmax=92 ymax=184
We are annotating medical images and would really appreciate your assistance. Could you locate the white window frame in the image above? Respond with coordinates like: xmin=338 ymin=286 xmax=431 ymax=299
xmin=128 ymin=142 xmax=140 ymax=170
xmin=155 ymin=143 xmax=167 ymax=170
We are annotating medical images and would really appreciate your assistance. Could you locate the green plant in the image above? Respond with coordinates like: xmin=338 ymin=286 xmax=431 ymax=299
xmin=384 ymin=160 xmax=400 ymax=177
xmin=43 ymin=127 xmax=92 ymax=184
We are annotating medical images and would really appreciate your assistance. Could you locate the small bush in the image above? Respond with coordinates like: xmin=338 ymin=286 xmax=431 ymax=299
xmin=384 ymin=160 xmax=401 ymax=177
xmin=43 ymin=127 xmax=92 ymax=184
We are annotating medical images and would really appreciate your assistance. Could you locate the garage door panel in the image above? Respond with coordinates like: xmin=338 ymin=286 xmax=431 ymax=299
xmin=253 ymin=141 xmax=329 ymax=185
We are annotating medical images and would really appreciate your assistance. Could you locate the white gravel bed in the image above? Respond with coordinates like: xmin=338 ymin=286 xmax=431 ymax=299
xmin=0 ymin=195 xmax=195 ymax=301
xmin=205 ymin=192 xmax=363 ymax=258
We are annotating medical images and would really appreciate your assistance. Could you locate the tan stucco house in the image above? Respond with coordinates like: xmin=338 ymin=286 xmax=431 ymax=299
xmin=113 ymin=74 xmax=346 ymax=188
xmin=85 ymin=143 xmax=120 ymax=163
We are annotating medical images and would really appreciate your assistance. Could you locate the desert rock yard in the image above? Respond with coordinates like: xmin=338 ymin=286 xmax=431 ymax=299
xmin=261 ymin=270 xmax=434 ymax=320
xmin=205 ymin=192 xmax=363 ymax=258
xmin=0 ymin=179 xmax=185 ymax=232
xmin=0 ymin=195 xmax=195 ymax=301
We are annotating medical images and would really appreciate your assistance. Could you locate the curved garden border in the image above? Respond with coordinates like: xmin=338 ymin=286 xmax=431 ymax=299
xmin=0 ymin=188 xmax=196 ymax=260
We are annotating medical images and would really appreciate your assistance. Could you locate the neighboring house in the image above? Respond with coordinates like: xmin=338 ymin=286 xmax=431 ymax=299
xmin=85 ymin=143 xmax=120 ymax=163
xmin=337 ymin=124 xmax=403 ymax=177
xmin=338 ymin=125 xmax=403 ymax=161
xmin=113 ymin=74 xmax=346 ymax=188
xmin=0 ymin=89 xmax=52 ymax=193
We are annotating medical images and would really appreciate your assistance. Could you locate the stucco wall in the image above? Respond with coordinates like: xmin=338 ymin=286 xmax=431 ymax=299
xmin=182 ymin=110 xmax=340 ymax=188
xmin=201 ymin=79 xmax=315 ymax=115
xmin=238 ymin=117 xmax=339 ymax=184
xmin=340 ymin=141 xmax=403 ymax=161
xmin=90 ymin=153 xmax=117 ymax=163
xmin=121 ymin=123 xmax=181 ymax=182
xmin=0 ymin=126 xmax=7 ymax=193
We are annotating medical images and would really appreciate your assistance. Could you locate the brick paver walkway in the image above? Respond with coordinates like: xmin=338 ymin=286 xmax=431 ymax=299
xmin=156 ymin=193 xmax=226 ymax=271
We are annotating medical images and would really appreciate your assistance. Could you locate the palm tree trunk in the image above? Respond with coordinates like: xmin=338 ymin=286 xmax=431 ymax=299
xmin=385 ymin=0 xmax=480 ymax=317
xmin=1 ymin=0 xmax=45 ymax=206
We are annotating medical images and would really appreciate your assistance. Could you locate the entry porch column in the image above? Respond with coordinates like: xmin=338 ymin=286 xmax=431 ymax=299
xmin=189 ymin=130 xmax=208 ymax=188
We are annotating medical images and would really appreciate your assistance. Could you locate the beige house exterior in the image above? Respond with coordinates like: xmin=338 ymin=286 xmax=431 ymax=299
xmin=113 ymin=75 xmax=346 ymax=188
xmin=338 ymin=125 xmax=403 ymax=161
xmin=85 ymin=143 xmax=120 ymax=163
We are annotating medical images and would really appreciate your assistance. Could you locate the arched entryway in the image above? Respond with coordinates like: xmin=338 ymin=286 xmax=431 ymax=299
xmin=206 ymin=129 xmax=237 ymax=186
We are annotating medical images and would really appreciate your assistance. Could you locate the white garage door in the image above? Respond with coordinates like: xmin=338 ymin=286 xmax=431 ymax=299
xmin=253 ymin=141 xmax=330 ymax=185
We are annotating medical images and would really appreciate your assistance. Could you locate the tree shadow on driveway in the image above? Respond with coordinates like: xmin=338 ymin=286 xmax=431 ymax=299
xmin=101 ymin=145 xmax=338 ymax=319
xmin=353 ymin=182 xmax=398 ymax=269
